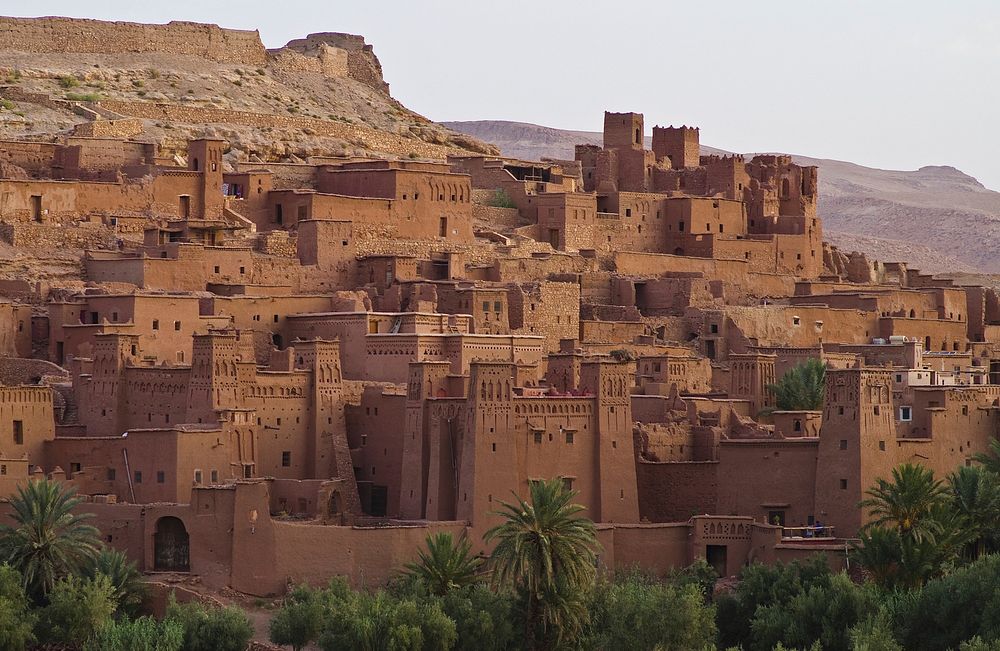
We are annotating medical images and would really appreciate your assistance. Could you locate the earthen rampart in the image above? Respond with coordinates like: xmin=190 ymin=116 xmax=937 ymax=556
xmin=0 ymin=17 xmax=266 ymax=64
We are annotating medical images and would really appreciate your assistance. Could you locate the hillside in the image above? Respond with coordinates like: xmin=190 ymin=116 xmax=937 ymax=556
xmin=0 ymin=16 xmax=496 ymax=165
xmin=444 ymin=120 xmax=998 ymax=274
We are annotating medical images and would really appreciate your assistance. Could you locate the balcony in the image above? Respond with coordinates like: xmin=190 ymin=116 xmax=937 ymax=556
xmin=781 ymin=525 xmax=836 ymax=541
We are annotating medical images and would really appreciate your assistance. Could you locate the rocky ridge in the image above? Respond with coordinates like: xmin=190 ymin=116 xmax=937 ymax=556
xmin=0 ymin=17 xmax=496 ymax=164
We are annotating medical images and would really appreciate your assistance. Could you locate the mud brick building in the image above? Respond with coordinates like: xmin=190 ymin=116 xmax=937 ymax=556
xmin=4 ymin=104 xmax=1000 ymax=590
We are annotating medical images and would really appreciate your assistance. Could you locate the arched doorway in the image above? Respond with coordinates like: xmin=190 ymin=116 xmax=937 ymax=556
xmin=154 ymin=517 xmax=190 ymax=571
xmin=328 ymin=491 xmax=343 ymax=518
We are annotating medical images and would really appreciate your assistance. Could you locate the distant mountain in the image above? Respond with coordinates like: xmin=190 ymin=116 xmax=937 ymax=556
xmin=444 ymin=120 xmax=999 ymax=274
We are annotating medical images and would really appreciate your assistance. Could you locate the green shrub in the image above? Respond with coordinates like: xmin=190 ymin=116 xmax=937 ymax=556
xmin=317 ymin=588 xmax=456 ymax=651
xmin=486 ymin=189 xmax=518 ymax=209
xmin=269 ymin=584 xmax=324 ymax=651
xmin=165 ymin=595 xmax=253 ymax=651
xmin=437 ymin=584 xmax=518 ymax=651
xmin=36 ymin=574 xmax=117 ymax=646
xmin=85 ymin=616 xmax=183 ymax=651
xmin=58 ymin=75 xmax=79 ymax=89
xmin=892 ymin=553 xmax=1000 ymax=651
xmin=716 ymin=555 xmax=833 ymax=649
xmin=0 ymin=565 xmax=36 ymax=651
xmin=582 ymin=571 xmax=717 ymax=650
xmin=65 ymin=92 xmax=102 ymax=102
xmin=0 ymin=99 xmax=14 ymax=111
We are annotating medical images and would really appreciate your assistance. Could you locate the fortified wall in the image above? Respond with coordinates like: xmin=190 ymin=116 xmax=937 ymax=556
xmin=0 ymin=17 xmax=267 ymax=64
xmin=281 ymin=33 xmax=390 ymax=94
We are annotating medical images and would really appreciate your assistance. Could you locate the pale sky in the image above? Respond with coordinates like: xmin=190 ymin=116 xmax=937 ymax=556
xmin=5 ymin=1 xmax=999 ymax=190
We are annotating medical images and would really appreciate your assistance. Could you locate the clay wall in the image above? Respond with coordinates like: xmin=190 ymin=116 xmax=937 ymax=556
xmin=44 ymin=427 xmax=237 ymax=503
xmin=0 ymin=140 xmax=59 ymax=177
xmin=0 ymin=302 xmax=31 ymax=357
xmin=651 ymin=126 xmax=700 ymax=169
xmin=580 ymin=320 xmax=647 ymax=344
xmin=204 ymin=294 xmax=334 ymax=363
xmin=636 ymin=460 xmax=718 ymax=521
xmin=116 ymin=366 xmax=193 ymax=431
xmin=282 ymin=32 xmax=389 ymax=93
xmin=603 ymin=524 xmax=692 ymax=576
xmin=507 ymin=281 xmax=580 ymax=351
xmin=0 ymin=17 xmax=266 ymax=63
xmin=50 ymin=294 xmax=207 ymax=364
xmin=345 ymin=387 xmax=406 ymax=517
xmin=878 ymin=317 xmax=968 ymax=352
xmin=488 ymin=252 xmax=595 ymax=283
xmin=717 ymin=439 xmax=818 ymax=528
xmin=0 ymin=386 xmax=56 ymax=478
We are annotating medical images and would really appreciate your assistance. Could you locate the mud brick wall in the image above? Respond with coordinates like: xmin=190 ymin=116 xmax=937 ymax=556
xmin=0 ymin=17 xmax=266 ymax=64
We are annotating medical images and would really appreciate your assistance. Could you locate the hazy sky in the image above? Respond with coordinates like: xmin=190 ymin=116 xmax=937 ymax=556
xmin=5 ymin=1 xmax=999 ymax=189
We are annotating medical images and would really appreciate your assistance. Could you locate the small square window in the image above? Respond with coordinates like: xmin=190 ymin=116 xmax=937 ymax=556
xmin=838 ymin=406 xmax=845 ymax=416
xmin=194 ymin=470 xmax=203 ymax=483
xmin=839 ymin=439 xmax=847 ymax=450
xmin=152 ymin=319 xmax=159 ymax=330
xmin=840 ymin=479 xmax=848 ymax=490
xmin=710 ymin=323 xmax=719 ymax=334
xmin=134 ymin=471 xmax=142 ymax=483
xmin=533 ymin=431 xmax=542 ymax=444
xmin=879 ymin=441 xmax=886 ymax=451
xmin=174 ymin=320 xmax=181 ymax=331
xmin=873 ymin=405 xmax=880 ymax=416
xmin=157 ymin=471 xmax=165 ymax=483
xmin=566 ymin=431 xmax=575 ymax=444
xmin=107 ymin=468 xmax=116 ymax=481
xmin=214 ymin=266 xmax=220 ymax=273
xmin=899 ymin=406 xmax=912 ymax=421
xmin=211 ymin=470 xmax=219 ymax=483
xmin=281 ymin=451 xmax=291 ymax=467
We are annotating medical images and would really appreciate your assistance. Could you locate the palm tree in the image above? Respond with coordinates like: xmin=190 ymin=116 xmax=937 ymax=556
xmin=0 ymin=479 xmax=101 ymax=598
xmin=485 ymin=478 xmax=600 ymax=649
xmin=403 ymin=532 xmax=484 ymax=596
xmin=859 ymin=464 xmax=948 ymax=544
xmin=973 ymin=438 xmax=1000 ymax=475
xmin=764 ymin=358 xmax=826 ymax=412
xmin=85 ymin=548 xmax=147 ymax=617
xmin=947 ymin=465 xmax=1000 ymax=559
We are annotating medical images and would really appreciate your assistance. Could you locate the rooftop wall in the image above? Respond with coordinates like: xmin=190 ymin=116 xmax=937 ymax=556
xmin=0 ymin=17 xmax=266 ymax=64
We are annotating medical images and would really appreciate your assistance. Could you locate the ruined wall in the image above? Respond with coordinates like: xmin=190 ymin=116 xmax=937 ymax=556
xmin=0 ymin=17 xmax=266 ymax=64
xmin=96 ymin=102 xmax=456 ymax=159
xmin=72 ymin=119 xmax=144 ymax=139
xmin=282 ymin=33 xmax=389 ymax=94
